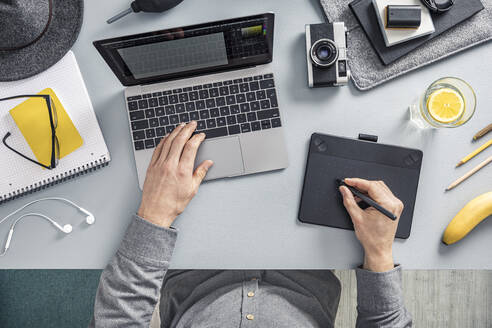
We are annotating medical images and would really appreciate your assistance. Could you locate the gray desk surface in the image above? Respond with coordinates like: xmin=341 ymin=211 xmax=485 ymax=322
xmin=1 ymin=0 xmax=491 ymax=269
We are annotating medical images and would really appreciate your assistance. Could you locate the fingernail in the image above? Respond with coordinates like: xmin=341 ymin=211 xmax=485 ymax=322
xmin=180 ymin=123 xmax=185 ymax=127
xmin=191 ymin=120 xmax=197 ymax=125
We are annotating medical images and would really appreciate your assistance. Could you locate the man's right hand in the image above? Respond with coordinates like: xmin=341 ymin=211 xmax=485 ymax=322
xmin=138 ymin=121 xmax=213 ymax=229
xmin=339 ymin=178 xmax=404 ymax=272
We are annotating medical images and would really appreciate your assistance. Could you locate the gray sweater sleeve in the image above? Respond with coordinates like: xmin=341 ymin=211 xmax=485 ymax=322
xmin=89 ymin=215 xmax=177 ymax=328
xmin=355 ymin=265 xmax=412 ymax=327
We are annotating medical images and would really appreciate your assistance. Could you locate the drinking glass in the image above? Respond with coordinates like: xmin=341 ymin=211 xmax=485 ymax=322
xmin=409 ymin=77 xmax=476 ymax=129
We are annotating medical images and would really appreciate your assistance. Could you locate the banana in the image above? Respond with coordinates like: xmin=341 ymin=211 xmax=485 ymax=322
xmin=442 ymin=191 xmax=492 ymax=245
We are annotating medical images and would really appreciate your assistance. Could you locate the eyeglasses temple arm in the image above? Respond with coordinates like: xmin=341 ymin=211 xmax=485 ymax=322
xmin=2 ymin=132 xmax=53 ymax=170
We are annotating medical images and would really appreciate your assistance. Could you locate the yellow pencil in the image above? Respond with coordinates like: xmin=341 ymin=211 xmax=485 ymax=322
xmin=447 ymin=156 xmax=492 ymax=191
xmin=456 ymin=138 xmax=492 ymax=167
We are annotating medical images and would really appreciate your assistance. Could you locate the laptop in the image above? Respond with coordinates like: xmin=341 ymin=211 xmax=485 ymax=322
xmin=94 ymin=13 xmax=288 ymax=189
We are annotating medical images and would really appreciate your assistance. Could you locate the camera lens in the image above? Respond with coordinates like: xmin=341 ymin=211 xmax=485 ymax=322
xmin=317 ymin=46 xmax=332 ymax=60
xmin=310 ymin=39 xmax=338 ymax=67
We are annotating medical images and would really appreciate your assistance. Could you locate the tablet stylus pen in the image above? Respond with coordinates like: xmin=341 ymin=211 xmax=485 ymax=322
xmin=339 ymin=181 xmax=397 ymax=221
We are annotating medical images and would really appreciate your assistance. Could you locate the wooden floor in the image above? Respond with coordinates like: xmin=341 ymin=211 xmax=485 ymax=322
xmin=150 ymin=270 xmax=492 ymax=327
xmin=333 ymin=270 xmax=492 ymax=328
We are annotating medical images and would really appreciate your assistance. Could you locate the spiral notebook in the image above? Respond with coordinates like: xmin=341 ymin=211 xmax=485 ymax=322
xmin=0 ymin=51 xmax=110 ymax=204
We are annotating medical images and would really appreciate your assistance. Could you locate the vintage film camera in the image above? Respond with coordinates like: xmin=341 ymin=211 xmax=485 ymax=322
xmin=305 ymin=22 xmax=350 ymax=87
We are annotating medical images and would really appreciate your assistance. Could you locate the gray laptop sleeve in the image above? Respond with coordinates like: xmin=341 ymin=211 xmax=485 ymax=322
xmin=319 ymin=0 xmax=492 ymax=90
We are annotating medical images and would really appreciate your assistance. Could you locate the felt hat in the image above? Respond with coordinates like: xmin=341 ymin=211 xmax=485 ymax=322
xmin=0 ymin=0 xmax=83 ymax=81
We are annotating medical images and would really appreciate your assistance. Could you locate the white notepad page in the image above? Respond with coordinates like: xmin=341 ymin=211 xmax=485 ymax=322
xmin=0 ymin=51 xmax=110 ymax=203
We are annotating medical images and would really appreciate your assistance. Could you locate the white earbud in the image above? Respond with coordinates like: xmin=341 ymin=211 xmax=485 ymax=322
xmin=58 ymin=223 xmax=73 ymax=234
xmin=49 ymin=220 xmax=73 ymax=234
xmin=79 ymin=207 xmax=95 ymax=225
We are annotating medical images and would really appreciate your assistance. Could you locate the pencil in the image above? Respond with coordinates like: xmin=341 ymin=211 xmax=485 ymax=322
xmin=473 ymin=123 xmax=492 ymax=141
xmin=337 ymin=179 xmax=397 ymax=221
xmin=447 ymin=155 xmax=492 ymax=191
xmin=456 ymin=139 xmax=492 ymax=167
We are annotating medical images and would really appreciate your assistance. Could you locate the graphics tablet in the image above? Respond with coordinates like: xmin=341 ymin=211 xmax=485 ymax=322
xmin=298 ymin=133 xmax=423 ymax=239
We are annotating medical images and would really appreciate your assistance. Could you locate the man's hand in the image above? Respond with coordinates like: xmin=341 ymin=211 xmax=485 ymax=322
xmin=339 ymin=178 xmax=404 ymax=272
xmin=138 ymin=122 xmax=213 ymax=228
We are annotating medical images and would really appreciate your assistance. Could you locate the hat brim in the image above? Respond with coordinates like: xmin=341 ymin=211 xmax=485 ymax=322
xmin=0 ymin=0 xmax=83 ymax=81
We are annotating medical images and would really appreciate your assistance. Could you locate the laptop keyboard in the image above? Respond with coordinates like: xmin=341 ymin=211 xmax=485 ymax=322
xmin=127 ymin=73 xmax=282 ymax=151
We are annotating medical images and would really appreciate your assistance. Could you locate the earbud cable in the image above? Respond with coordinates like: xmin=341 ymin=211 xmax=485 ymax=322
xmin=0 ymin=213 xmax=62 ymax=257
xmin=0 ymin=198 xmax=83 ymax=257
xmin=0 ymin=197 xmax=81 ymax=227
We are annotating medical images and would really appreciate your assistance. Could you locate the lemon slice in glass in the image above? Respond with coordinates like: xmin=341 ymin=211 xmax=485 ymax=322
xmin=427 ymin=88 xmax=465 ymax=123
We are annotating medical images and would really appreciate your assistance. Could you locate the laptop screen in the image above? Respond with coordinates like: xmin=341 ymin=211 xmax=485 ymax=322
xmin=94 ymin=13 xmax=274 ymax=86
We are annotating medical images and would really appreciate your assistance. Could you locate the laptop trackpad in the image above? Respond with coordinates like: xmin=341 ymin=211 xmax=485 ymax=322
xmin=195 ymin=136 xmax=244 ymax=180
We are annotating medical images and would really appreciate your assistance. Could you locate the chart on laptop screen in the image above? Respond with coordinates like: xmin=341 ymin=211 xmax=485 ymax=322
xmin=114 ymin=17 xmax=270 ymax=80
xmin=118 ymin=33 xmax=229 ymax=79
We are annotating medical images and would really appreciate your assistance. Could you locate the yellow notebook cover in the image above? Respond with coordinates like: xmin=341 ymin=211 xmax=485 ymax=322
xmin=9 ymin=88 xmax=83 ymax=167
